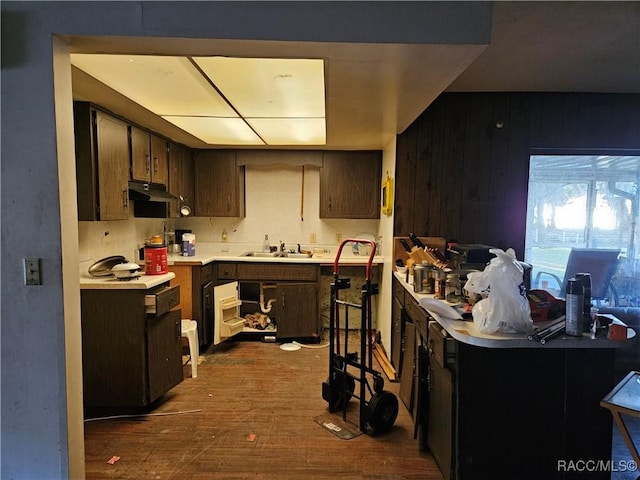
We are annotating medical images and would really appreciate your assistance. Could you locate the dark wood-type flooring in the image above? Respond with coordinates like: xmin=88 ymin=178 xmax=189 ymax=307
xmin=84 ymin=332 xmax=639 ymax=480
xmin=84 ymin=332 xmax=443 ymax=480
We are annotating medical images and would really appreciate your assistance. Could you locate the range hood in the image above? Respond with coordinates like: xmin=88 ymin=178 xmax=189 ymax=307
xmin=128 ymin=182 xmax=177 ymax=203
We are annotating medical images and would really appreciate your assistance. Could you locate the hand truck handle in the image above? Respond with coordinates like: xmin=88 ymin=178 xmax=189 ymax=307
xmin=334 ymin=239 xmax=377 ymax=280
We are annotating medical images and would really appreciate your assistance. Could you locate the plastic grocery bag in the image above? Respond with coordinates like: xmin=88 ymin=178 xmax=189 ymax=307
xmin=463 ymin=248 xmax=533 ymax=334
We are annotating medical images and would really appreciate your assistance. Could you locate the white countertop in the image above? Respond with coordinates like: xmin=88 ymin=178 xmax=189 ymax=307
xmin=167 ymin=246 xmax=384 ymax=267
xmin=80 ymin=271 xmax=175 ymax=290
xmin=394 ymin=272 xmax=636 ymax=349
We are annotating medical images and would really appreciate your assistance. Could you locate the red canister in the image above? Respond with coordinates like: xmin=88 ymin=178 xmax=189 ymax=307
xmin=144 ymin=245 xmax=168 ymax=275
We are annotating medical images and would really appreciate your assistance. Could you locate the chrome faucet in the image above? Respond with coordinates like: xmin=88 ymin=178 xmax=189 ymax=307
xmin=279 ymin=241 xmax=285 ymax=253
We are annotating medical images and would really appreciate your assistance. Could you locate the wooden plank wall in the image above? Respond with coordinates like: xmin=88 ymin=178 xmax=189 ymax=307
xmin=394 ymin=93 xmax=640 ymax=260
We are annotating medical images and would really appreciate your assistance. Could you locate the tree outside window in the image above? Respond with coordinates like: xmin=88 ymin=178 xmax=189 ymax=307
xmin=525 ymin=155 xmax=639 ymax=306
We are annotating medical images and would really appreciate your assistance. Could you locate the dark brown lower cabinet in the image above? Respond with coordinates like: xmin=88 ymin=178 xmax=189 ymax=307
xmin=394 ymin=279 xmax=617 ymax=480
xmin=399 ymin=320 xmax=415 ymax=410
xmin=274 ymin=283 xmax=318 ymax=339
xmin=232 ymin=262 xmax=320 ymax=340
xmin=391 ymin=276 xmax=405 ymax=373
xmin=81 ymin=285 xmax=183 ymax=409
xmin=422 ymin=322 xmax=616 ymax=480
xmin=426 ymin=321 xmax=454 ymax=480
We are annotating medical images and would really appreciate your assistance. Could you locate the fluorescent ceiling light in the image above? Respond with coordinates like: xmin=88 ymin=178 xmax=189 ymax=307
xmin=70 ymin=54 xmax=326 ymax=146
xmin=246 ymin=118 xmax=326 ymax=145
xmin=70 ymin=54 xmax=236 ymax=116
xmin=162 ymin=116 xmax=264 ymax=145
xmin=192 ymin=57 xmax=325 ymax=118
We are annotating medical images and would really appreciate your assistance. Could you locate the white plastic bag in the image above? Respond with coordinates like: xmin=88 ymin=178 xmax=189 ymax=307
xmin=463 ymin=248 xmax=533 ymax=334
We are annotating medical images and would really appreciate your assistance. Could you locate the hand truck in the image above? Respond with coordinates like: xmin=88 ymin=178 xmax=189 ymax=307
xmin=321 ymin=239 xmax=399 ymax=434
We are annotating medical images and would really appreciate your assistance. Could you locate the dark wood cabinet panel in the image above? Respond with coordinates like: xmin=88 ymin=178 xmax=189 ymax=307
xmin=81 ymin=287 xmax=183 ymax=408
xmin=274 ymin=283 xmax=318 ymax=339
xmin=130 ymin=125 xmax=151 ymax=182
xmin=194 ymin=150 xmax=245 ymax=217
xmin=391 ymin=296 xmax=403 ymax=373
xmin=215 ymin=262 xmax=237 ymax=281
xmin=236 ymin=263 xmax=318 ymax=282
xmin=320 ymin=150 xmax=382 ymax=219
xmin=74 ymin=102 xmax=130 ymax=221
xmin=398 ymin=320 xmax=415 ymax=411
xmin=168 ymin=142 xmax=194 ymax=218
xmin=391 ymin=276 xmax=406 ymax=372
xmin=130 ymin=127 xmax=168 ymax=186
xmin=147 ymin=310 xmax=183 ymax=402
xmin=395 ymin=92 xmax=640 ymax=259
xmin=427 ymin=339 xmax=454 ymax=480
xmin=150 ymin=134 xmax=168 ymax=185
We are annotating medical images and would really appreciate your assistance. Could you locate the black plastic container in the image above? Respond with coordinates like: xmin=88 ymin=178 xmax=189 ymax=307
xmin=574 ymin=272 xmax=592 ymax=332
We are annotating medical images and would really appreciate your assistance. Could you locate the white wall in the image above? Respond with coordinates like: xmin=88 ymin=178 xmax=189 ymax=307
xmin=377 ymin=138 xmax=398 ymax=356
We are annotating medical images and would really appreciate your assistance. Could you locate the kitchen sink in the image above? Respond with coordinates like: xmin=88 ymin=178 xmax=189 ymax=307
xmin=240 ymin=251 xmax=312 ymax=258
xmin=285 ymin=253 xmax=312 ymax=258
xmin=241 ymin=251 xmax=284 ymax=257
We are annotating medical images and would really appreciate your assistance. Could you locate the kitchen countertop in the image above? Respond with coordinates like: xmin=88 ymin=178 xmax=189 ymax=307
xmin=79 ymin=246 xmax=382 ymax=289
xmin=395 ymin=272 xmax=636 ymax=349
xmin=80 ymin=271 xmax=175 ymax=290
xmin=167 ymin=246 xmax=384 ymax=267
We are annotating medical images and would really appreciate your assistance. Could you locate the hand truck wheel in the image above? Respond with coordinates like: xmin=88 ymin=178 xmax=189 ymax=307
xmin=373 ymin=374 xmax=385 ymax=394
xmin=323 ymin=371 xmax=356 ymax=412
xmin=367 ymin=390 xmax=399 ymax=433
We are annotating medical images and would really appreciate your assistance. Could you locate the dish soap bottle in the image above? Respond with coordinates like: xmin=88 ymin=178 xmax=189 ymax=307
xmin=263 ymin=234 xmax=270 ymax=253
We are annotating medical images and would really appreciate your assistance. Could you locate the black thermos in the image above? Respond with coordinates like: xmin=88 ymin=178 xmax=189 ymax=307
xmin=565 ymin=278 xmax=585 ymax=336
xmin=575 ymin=273 xmax=592 ymax=332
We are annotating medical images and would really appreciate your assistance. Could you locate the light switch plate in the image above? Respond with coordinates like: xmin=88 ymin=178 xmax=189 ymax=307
xmin=24 ymin=258 xmax=42 ymax=285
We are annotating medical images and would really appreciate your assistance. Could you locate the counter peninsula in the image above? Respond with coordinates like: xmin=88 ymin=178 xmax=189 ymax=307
xmin=393 ymin=272 xmax=636 ymax=480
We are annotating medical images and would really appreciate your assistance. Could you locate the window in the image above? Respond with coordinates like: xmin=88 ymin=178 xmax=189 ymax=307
xmin=525 ymin=154 xmax=640 ymax=306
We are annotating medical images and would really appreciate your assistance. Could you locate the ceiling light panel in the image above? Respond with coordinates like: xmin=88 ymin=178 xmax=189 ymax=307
xmin=162 ymin=116 xmax=265 ymax=145
xmin=246 ymin=118 xmax=326 ymax=145
xmin=193 ymin=57 xmax=325 ymax=118
xmin=70 ymin=54 xmax=237 ymax=117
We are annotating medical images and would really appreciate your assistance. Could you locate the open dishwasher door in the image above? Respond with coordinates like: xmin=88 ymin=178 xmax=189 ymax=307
xmin=213 ymin=281 xmax=244 ymax=345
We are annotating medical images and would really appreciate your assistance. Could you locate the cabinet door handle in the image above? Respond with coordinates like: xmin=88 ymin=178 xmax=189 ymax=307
xmin=226 ymin=195 xmax=231 ymax=212
xmin=175 ymin=320 xmax=180 ymax=339
xmin=146 ymin=154 xmax=151 ymax=173
xmin=281 ymin=291 xmax=285 ymax=309
xmin=123 ymin=188 xmax=129 ymax=208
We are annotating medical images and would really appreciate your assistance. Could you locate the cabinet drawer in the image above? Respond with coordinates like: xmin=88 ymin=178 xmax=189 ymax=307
xmin=236 ymin=263 xmax=318 ymax=281
xmin=216 ymin=263 xmax=237 ymax=280
xmin=405 ymin=295 xmax=429 ymax=339
xmin=145 ymin=285 xmax=180 ymax=316
xmin=428 ymin=321 xmax=455 ymax=369
xmin=200 ymin=264 xmax=214 ymax=284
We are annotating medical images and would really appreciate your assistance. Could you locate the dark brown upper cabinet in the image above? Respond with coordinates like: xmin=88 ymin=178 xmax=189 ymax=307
xmin=168 ymin=143 xmax=194 ymax=218
xmin=74 ymin=102 xmax=130 ymax=221
xmin=130 ymin=126 xmax=168 ymax=186
xmin=194 ymin=150 xmax=246 ymax=217
xmin=320 ymin=150 xmax=382 ymax=219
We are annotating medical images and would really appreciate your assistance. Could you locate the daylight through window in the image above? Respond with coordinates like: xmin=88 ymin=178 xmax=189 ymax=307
xmin=525 ymin=155 xmax=640 ymax=306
